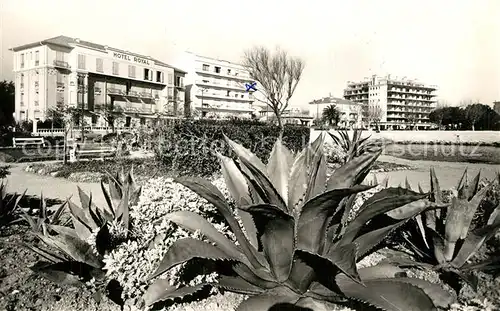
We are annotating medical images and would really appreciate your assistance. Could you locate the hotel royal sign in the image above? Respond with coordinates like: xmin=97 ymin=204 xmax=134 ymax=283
xmin=112 ymin=52 xmax=151 ymax=66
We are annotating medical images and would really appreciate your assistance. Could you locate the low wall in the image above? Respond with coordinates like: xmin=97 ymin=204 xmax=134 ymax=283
xmin=311 ymin=129 xmax=500 ymax=145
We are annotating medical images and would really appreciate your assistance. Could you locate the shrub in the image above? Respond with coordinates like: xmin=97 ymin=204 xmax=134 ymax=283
xmin=156 ymin=119 xmax=309 ymax=177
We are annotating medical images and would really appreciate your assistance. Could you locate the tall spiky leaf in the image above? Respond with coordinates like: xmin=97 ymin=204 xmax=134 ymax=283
xmin=240 ymin=204 xmax=294 ymax=282
xmin=288 ymin=148 xmax=309 ymax=209
xmin=266 ymin=139 xmax=292 ymax=203
xmin=174 ymin=177 xmax=265 ymax=269
xmin=224 ymin=134 xmax=267 ymax=173
xmin=297 ymin=185 xmax=373 ymax=253
xmin=162 ymin=211 xmax=247 ymax=265
xmin=150 ymin=238 xmax=239 ymax=279
xmin=460 ymin=182 xmax=492 ymax=239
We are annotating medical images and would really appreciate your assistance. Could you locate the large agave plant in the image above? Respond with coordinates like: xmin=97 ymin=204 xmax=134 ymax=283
xmin=0 ymin=181 xmax=26 ymax=229
xmin=389 ymin=168 xmax=500 ymax=292
xmin=24 ymin=167 xmax=141 ymax=304
xmin=144 ymin=134 xmax=454 ymax=310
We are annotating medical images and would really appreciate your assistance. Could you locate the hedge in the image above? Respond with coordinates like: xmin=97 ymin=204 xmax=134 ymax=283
xmin=155 ymin=119 xmax=310 ymax=177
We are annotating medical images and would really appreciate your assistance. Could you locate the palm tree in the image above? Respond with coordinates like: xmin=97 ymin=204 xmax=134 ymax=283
xmin=322 ymin=104 xmax=340 ymax=127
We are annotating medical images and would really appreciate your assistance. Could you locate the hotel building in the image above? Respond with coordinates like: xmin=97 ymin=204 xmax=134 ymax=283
xmin=10 ymin=35 xmax=186 ymax=130
xmin=343 ymin=75 xmax=438 ymax=130
xmin=175 ymin=51 xmax=255 ymax=118
xmin=308 ymin=96 xmax=363 ymax=128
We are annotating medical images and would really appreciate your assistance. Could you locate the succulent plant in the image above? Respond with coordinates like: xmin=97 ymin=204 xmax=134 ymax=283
xmin=0 ymin=180 xmax=25 ymax=229
xmin=390 ymin=168 xmax=500 ymax=293
xmin=21 ymin=193 xmax=70 ymax=235
xmin=328 ymin=129 xmax=383 ymax=164
xmin=24 ymin=167 xmax=141 ymax=306
xmin=144 ymin=134 xmax=454 ymax=311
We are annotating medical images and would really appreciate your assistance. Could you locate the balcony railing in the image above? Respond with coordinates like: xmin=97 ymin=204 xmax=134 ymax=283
xmin=20 ymin=83 xmax=24 ymax=89
xmin=34 ymin=100 xmax=39 ymax=106
xmin=35 ymin=60 xmax=39 ymax=66
xmin=107 ymin=88 xmax=125 ymax=95
xmin=140 ymin=92 xmax=153 ymax=98
xmin=53 ymin=60 xmax=70 ymax=69
xmin=34 ymin=81 xmax=39 ymax=87
xmin=21 ymin=63 xmax=25 ymax=68
xmin=56 ymin=82 xmax=65 ymax=88
xmin=127 ymin=91 xmax=139 ymax=97
xmin=20 ymin=101 xmax=24 ymax=106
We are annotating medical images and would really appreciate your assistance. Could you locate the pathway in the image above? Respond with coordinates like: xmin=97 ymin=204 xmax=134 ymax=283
xmin=2 ymin=162 xmax=106 ymax=207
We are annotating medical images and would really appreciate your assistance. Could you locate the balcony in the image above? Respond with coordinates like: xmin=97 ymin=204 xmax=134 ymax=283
xmin=139 ymin=92 xmax=153 ymax=98
xmin=20 ymin=83 xmax=24 ymax=90
xmin=107 ymin=88 xmax=125 ymax=95
xmin=53 ymin=60 xmax=71 ymax=69
xmin=95 ymin=87 xmax=102 ymax=95
xmin=127 ymin=91 xmax=140 ymax=97
xmin=20 ymin=101 xmax=24 ymax=107
xmin=34 ymin=81 xmax=39 ymax=88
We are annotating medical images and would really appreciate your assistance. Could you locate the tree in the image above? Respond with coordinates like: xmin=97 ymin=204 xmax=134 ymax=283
xmin=429 ymin=107 xmax=448 ymax=129
xmin=464 ymin=103 xmax=500 ymax=130
xmin=46 ymin=103 xmax=80 ymax=165
xmin=366 ymin=104 xmax=383 ymax=131
xmin=322 ymin=104 xmax=340 ymax=127
xmin=242 ymin=46 xmax=304 ymax=137
xmin=95 ymin=103 xmax=124 ymax=133
xmin=464 ymin=103 xmax=487 ymax=131
xmin=0 ymin=81 xmax=15 ymax=127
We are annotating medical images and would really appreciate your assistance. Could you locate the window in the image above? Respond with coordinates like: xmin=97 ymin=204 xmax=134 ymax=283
xmin=168 ymin=73 xmax=174 ymax=84
xmin=96 ymin=58 xmax=103 ymax=72
xmin=128 ymin=65 xmax=136 ymax=78
xmin=112 ymin=62 xmax=119 ymax=75
xmin=226 ymin=90 xmax=230 ymax=96
xmin=140 ymin=118 xmax=146 ymax=125
xmin=202 ymin=79 xmax=209 ymax=83
xmin=144 ymin=68 xmax=150 ymax=81
xmin=35 ymin=51 xmax=39 ymax=66
xmin=202 ymin=64 xmax=209 ymax=71
xmin=214 ymin=66 xmax=221 ymax=73
xmin=91 ymin=115 xmax=98 ymax=125
xmin=176 ymin=76 xmax=183 ymax=87
xmin=20 ymin=53 xmax=25 ymax=68
xmin=78 ymin=54 xmax=86 ymax=70
xmin=56 ymin=51 xmax=64 ymax=61
xmin=167 ymin=87 xmax=174 ymax=97
xmin=156 ymin=71 xmax=162 ymax=82
xmin=227 ymin=69 xmax=231 ymax=75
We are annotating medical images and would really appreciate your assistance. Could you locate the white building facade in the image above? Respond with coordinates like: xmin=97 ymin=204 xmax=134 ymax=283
xmin=176 ymin=52 xmax=255 ymax=119
xmin=308 ymin=96 xmax=363 ymax=128
xmin=343 ymin=75 xmax=437 ymax=130
xmin=10 ymin=35 xmax=185 ymax=129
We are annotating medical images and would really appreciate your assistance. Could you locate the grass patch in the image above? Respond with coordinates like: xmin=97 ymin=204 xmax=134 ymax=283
xmin=384 ymin=144 xmax=500 ymax=164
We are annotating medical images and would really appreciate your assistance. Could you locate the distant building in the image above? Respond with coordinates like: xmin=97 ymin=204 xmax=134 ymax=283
xmin=343 ymin=74 xmax=438 ymax=130
xmin=308 ymin=96 xmax=363 ymax=128
xmin=174 ymin=51 xmax=255 ymax=119
xmin=494 ymin=101 xmax=500 ymax=115
xmin=9 ymin=35 xmax=186 ymax=129
xmin=257 ymin=104 xmax=313 ymax=126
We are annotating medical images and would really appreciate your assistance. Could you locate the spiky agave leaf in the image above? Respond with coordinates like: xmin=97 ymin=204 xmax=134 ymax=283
xmin=266 ymin=138 xmax=293 ymax=204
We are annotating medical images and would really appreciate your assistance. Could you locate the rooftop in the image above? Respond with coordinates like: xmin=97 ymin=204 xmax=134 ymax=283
xmin=10 ymin=35 xmax=186 ymax=73
xmin=308 ymin=96 xmax=359 ymax=106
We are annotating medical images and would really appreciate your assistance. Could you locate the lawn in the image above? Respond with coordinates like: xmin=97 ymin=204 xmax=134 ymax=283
xmin=383 ymin=144 xmax=500 ymax=164
xmin=312 ymin=129 xmax=500 ymax=145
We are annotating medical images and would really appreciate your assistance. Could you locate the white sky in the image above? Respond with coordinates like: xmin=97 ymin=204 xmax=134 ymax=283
xmin=1 ymin=0 xmax=499 ymax=109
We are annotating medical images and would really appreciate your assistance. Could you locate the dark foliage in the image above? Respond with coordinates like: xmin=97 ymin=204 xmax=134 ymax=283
xmin=156 ymin=119 xmax=310 ymax=176
xmin=0 ymin=81 xmax=15 ymax=127
xmin=429 ymin=104 xmax=500 ymax=130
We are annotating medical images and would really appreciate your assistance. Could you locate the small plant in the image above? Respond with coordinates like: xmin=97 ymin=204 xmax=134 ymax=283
xmin=22 ymin=193 xmax=69 ymax=235
xmin=328 ymin=129 xmax=383 ymax=164
xmin=24 ymin=167 xmax=142 ymax=305
xmin=0 ymin=181 xmax=26 ymax=229
xmin=390 ymin=168 xmax=500 ymax=293
xmin=0 ymin=165 xmax=10 ymax=179
xmin=144 ymin=134 xmax=454 ymax=310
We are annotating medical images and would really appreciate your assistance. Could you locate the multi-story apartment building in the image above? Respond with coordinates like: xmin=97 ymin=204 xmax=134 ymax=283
xmin=308 ymin=96 xmax=363 ymax=128
xmin=343 ymin=75 xmax=437 ymax=130
xmin=10 ymin=35 xmax=186 ymax=129
xmin=175 ymin=51 xmax=255 ymax=118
